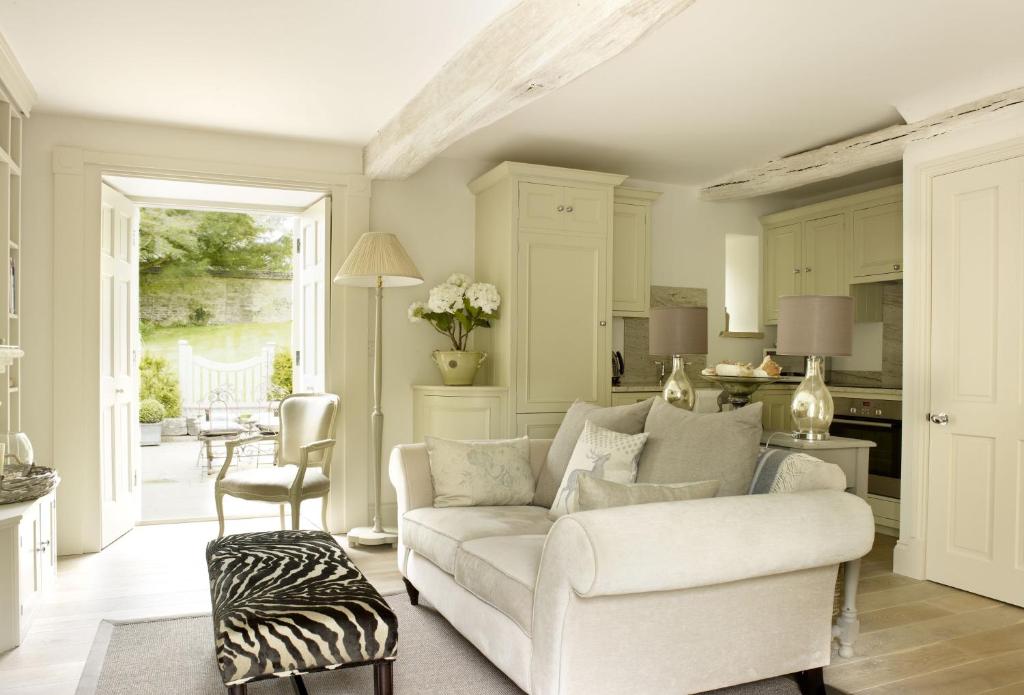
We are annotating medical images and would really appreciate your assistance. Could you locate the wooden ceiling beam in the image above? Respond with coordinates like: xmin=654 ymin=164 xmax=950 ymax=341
xmin=363 ymin=0 xmax=696 ymax=180
xmin=699 ymin=87 xmax=1024 ymax=201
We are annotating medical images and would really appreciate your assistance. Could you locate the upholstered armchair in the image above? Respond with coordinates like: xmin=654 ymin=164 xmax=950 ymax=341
xmin=215 ymin=392 xmax=340 ymax=537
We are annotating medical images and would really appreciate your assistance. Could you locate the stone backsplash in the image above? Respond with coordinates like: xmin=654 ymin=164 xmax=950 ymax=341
xmin=620 ymin=286 xmax=709 ymax=388
xmin=831 ymin=282 xmax=903 ymax=388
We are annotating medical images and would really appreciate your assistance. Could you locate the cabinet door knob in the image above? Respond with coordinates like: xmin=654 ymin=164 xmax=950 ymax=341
xmin=927 ymin=412 xmax=949 ymax=425
xmin=599 ymin=320 xmax=607 ymax=326
xmin=893 ymin=263 xmax=901 ymax=271
xmin=793 ymin=268 xmax=801 ymax=274
xmin=804 ymin=267 xmax=812 ymax=273
xmin=556 ymin=205 xmax=565 ymax=212
xmin=566 ymin=206 xmax=574 ymax=213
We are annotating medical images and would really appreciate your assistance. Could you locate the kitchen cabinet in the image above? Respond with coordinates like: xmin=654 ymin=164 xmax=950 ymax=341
xmin=412 ymin=386 xmax=508 ymax=441
xmin=851 ymin=201 xmax=903 ymax=282
xmin=515 ymin=412 xmax=565 ymax=439
xmin=0 ymin=490 xmax=57 ymax=652
xmin=761 ymin=185 xmax=902 ymax=325
xmin=611 ymin=390 xmax=663 ymax=406
xmin=466 ymin=162 xmax=626 ymax=434
xmin=751 ymin=384 xmax=796 ymax=432
xmin=611 ymin=188 xmax=660 ymax=317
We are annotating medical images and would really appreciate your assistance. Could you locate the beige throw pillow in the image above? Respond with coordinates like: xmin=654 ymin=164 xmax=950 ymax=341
xmin=549 ymin=421 xmax=648 ymax=519
xmin=637 ymin=398 xmax=763 ymax=496
xmin=577 ymin=476 xmax=720 ymax=511
xmin=425 ymin=436 xmax=534 ymax=508
xmin=534 ymin=398 xmax=654 ymax=507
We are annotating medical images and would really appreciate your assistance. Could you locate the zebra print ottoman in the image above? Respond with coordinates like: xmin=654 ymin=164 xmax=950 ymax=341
xmin=206 ymin=530 xmax=398 ymax=695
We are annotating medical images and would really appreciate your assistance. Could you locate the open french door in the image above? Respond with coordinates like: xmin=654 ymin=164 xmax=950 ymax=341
xmin=292 ymin=197 xmax=328 ymax=393
xmin=99 ymin=183 xmax=141 ymax=547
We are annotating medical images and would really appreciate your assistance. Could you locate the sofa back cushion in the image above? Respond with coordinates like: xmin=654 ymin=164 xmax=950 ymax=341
xmin=425 ymin=436 xmax=535 ymax=507
xmin=534 ymin=398 xmax=654 ymax=507
xmin=577 ymin=476 xmax=720 ymax=511
xmin=549 ymin=421 xmax=648 ymax=518
xmin=637 ymin=398 xmax=763 ymax=496
xmin=749 ymin=448 xmax=848 ymax=494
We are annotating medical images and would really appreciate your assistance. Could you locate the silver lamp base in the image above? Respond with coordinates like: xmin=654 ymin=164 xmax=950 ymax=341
xmin=347 ymin=526 xmax=398 ymax=548
xmin=662 ymin=355 xmax=695 ymax=410
xmin=789 ymin=355 xmax=834 ymax=441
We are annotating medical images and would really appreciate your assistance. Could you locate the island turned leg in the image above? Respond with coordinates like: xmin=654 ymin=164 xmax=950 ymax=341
xmin=833 ymin=558 xmax=861 ymax=658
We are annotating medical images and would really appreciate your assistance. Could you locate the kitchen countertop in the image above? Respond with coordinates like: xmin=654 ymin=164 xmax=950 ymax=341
xmin=611 ymin=384 xmax=664 ymax=392
xmin=755 ymin=383 xmax=902 ymax=399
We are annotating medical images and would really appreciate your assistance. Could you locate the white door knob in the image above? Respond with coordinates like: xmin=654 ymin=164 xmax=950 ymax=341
xmin=927 ymin=412 xmax=949 ymax=425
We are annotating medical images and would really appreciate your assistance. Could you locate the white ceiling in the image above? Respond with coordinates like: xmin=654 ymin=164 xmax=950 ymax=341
xmin=0 ymin=0 xmax=515 ymax=144
xmin=442 ymin=0 xmax=1024 ymax=184
xmin=104 ymin=175 xmax=323 ymax=210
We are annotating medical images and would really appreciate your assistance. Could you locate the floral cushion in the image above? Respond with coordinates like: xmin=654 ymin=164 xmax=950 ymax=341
xmin=425 ymin=435 xmax=535 ymax=507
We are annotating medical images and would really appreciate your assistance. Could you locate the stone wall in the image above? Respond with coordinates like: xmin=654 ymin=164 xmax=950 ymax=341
xmin=141 ymin=271 xmax=292 ymax=326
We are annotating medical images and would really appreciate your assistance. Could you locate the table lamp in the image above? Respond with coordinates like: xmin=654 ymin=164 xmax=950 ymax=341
xmin=777 ymin=295 xmax=853 ymax=441
xmin=334 ymin=232 xmax=422 ymax=546
xmin=649 ymin=306 xmax=708 ymax=410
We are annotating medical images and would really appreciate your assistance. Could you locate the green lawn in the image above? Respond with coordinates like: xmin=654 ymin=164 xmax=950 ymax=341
xmin=142 ymin=321 xmax=291 ymax=367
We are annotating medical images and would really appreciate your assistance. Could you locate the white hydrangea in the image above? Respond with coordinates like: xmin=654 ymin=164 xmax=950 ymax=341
xmin=446 ymin=272 xmax=472 ymax=288
xmin=407 ymin=301 xmax=427 ymax=323
xmin=427 ymin=282 xmax=465 ymax=313
xmin=465 ymin=282 xmax=501 ymax=314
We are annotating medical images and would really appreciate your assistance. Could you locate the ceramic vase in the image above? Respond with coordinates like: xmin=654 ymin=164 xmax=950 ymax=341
xmin=432 ymin=350 xmax=487 ymax=386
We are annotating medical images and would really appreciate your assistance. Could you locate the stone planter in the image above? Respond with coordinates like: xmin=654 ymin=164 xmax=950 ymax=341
xmin=140 ymin=422 xmax=162 ymax=447
xmin=162 ymin=417 xmax=187 ymax=436
xmin=432 ymin=350 xmax=487 ymax=386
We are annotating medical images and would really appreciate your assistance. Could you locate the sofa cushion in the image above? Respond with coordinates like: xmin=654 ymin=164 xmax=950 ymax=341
xmin=637 ymin=398 xmax=763 ymax=496
xmin=534 ymin=398 xmax=654 ymax=508
xmin=455 ymin=535 xmax=545 ymax=635
xmin=577 ymin=476 xmax=720 ymax=511
xmin=425 ymin=436 xmax=534 ymax=507
xmin=402 ymin=505 xmax=553 ymax=574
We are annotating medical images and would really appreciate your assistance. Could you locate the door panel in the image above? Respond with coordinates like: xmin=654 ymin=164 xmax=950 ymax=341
xmin=763 ymin=223 xmax=802 ymax=324
xmin=852 ymin=201 xmax=902 ymax=278
xmin=518 ymin=182 xmax=564 ymax=231
xmin=927 ymin=156 xmax=1024 ymax=606
xmin=99 ymin=183 xmax=139 ymax=548
xmin=516 ymin=232 xmax=608 ymax=412
xmin=802 ymin=214 xmax=847 ymax=295
xmin=562 ymin=187 xmax=607 ymax=235
xmin=611 ymin=202 xmax=649 ymax=314
xmin=292 ymin=198 xmax=328 ymax=393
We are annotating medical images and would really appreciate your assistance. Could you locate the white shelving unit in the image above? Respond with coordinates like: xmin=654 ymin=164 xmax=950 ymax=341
xmin=0 ymin=92 xmax=21 ymax=434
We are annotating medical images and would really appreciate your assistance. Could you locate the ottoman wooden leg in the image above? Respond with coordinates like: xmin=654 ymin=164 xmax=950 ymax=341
xmin=403 ymin=578 xmax=419 ymax=606
xmin=227 ymin=685 xmax=247 ymax=695
xmin=374 ymin=661 xmax=394 ymax=695
xmin=795 ymin=667 xmax=826 ymax=695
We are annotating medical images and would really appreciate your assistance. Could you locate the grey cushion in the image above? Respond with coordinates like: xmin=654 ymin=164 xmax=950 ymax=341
xmin=636 ymin=399 xmax=763 ymax=496
xmin=455 ymin=535 xmax=544 ymax=634
xmin=533 ymin=398 xmax=655 ymax=507
xmin=402 ymin=505 xmax=553 ymax=574
xmin=577 ymin=476 xmax=720 ymax=511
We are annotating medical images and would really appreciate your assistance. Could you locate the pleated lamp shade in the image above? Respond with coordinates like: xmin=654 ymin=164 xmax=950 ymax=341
xmin=333 ymin=232 xmax=423 ymax=287
xmin=777 ymin=295 xmax=854 ymax=356
xmin=649 ymin=306 xmax=708 ymax=355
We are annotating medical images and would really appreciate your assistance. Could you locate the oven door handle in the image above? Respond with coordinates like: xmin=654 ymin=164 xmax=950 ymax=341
xmin=832 ymin=418 xmax=895 ymax=429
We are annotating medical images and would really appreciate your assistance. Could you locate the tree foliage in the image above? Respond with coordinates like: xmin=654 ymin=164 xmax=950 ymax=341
xmin=268 ymin=350 xmax=293 ymax=401
xmin=139 ymin=353 xmax=181 ymax=417
xmin=140 ymin=208 xmax=292 ymax=275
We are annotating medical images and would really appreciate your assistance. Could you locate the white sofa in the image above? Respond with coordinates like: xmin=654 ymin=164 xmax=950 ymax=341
xmin=389 ymin=439 xmax=874 ymax=695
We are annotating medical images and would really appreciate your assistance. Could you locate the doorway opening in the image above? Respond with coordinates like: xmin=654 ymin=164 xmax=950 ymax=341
xmin=101 ymin=175 xmax=328 ymax=529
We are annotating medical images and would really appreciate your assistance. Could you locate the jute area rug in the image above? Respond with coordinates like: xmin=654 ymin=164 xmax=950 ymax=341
xmin=76 ymin=593 xmax=838 ymax=694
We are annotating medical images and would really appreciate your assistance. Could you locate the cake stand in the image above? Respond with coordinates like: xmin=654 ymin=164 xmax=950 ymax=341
xmin=703 ymin=374 xmax=779 ymax=409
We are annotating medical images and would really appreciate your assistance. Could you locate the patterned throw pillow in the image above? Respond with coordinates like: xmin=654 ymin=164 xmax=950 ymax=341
xmin=577 ymin=476 xmax=720 ymax=512
xmin=549 ymin=421 xmax=649 ymax=519
xmin=748 ymin=448 xmax=848 ymax=494
xmin=425 ymin=436 xmax=535 ymax=508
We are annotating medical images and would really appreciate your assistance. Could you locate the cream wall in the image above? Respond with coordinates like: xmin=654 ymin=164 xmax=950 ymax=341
xmin=369 ymin=157 xmax=494 ymax=522
xmin=22 ymin=113 xmax=364 ymax=552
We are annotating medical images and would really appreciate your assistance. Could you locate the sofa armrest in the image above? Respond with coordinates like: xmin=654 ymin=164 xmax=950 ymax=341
xmin=389 ymin=444 xmax=434 ymax=517
xmin=537 ymin=490 xmax=873 ymax=599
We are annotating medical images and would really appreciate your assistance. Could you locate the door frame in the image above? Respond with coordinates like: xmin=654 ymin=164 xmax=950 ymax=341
xmin=896 ymin=132 xmax=1024 ymax=579
xmin=53 ymin=147 xmax=372 ymax=555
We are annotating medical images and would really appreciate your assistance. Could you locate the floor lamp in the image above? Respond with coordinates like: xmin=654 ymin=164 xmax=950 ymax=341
xmin=334 ymin=232 xmax=422 ymax=546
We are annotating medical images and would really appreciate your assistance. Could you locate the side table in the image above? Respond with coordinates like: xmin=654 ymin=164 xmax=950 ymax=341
xmin=761 ymin=432 xmax=874 ymax=658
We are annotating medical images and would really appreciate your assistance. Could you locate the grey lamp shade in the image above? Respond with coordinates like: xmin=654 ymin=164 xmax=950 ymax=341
xmin=649 ymin=306 xmax=708 ymax=355
xmin=333 ymin=232 xmax=423 ymax=288
xmin=776 ymin=295 xmax=854 ymax=356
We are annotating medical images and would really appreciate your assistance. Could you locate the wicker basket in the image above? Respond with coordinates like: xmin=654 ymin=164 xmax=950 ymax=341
xmin=0 ymin=461 xmax=60 ymax=505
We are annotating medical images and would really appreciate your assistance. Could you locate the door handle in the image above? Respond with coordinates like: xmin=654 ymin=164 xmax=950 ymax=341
xmin=115 ymin=387 xmax=125 ymax=394
xmin=927 ymin=412 xmax=949 ymax=425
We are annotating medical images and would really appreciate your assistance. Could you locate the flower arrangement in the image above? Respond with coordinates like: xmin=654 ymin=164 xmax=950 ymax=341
xmin=409 ymin=273 xmax=501 ymax=351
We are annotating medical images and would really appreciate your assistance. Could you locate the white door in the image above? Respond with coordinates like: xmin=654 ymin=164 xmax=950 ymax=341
xmin=927 ymin=155 xmax=1024 ymax=607
xmin=292 ymin=197 xmax=328 ymax=393
xmin=99 ymin=184 xmax=140 ymax=547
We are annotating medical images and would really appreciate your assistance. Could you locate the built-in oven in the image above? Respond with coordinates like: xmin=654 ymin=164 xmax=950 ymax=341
xmin=830 ymin=397 xmax=902 ymax=499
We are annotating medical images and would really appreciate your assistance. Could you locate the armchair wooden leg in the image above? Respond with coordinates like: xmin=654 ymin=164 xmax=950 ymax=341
xmin=321 ymin=494 xmax=329 ymax=532
xmin=215 ymin=492 xmax=226 ymax=538
xmin=290 ymin=502 xmax=301 ymax=530
xmin=403 ymin=578 xmax=419 ymax=606
xmin=279 ymin=504 xmax=286 ymax=530
xmin=795 ymin=667 xmax=826 ymax=695
xmin=373 ymin=661 xmax=393 ymax=695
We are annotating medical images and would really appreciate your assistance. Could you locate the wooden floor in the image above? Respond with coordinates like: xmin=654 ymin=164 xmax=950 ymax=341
xmin=0 ymin=524 xmax=1021 ymax=694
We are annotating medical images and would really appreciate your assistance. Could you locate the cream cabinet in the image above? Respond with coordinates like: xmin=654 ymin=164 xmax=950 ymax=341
xmin=515 ymin=412 xmax=565 ymax=439
xmin=0 ymin=491 xmax=57 ymax=652
xmin=611 ymin=188 xmax=660 ymax=317
xmin=762 ymin=185 xmax=901 ymax=325
xmin=412 ymin=386 xmax=509 ymax=441
xmin=851 ymin=201 xmax=902 ymax=282
xmin=610 ymin=390 xmax=663 ymax=406
xmin=469 ymin=162 xmax=626 ymax=434
xmin=751 ymin=384 xmax=796 ymax=433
